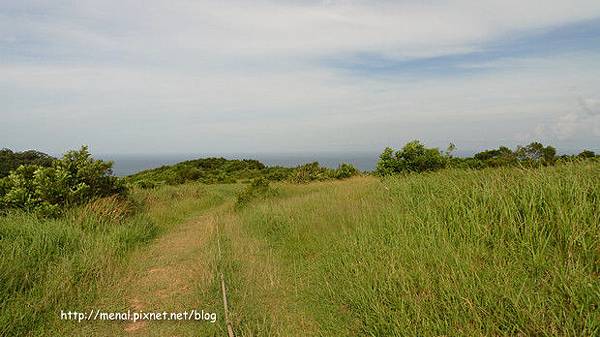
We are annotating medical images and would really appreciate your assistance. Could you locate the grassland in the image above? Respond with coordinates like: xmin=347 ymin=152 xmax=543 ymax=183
xmin=222 ymin=162 xmax=599 ymax=336
xmin=0 ymin=183 xmax=237 ymax=336
xmin=1 ymin=161 xmax=598 ymax=336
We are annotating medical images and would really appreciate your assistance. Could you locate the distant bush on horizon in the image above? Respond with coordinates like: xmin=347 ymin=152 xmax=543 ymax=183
xmin=127 ymin=157 xmax=360 ymax=187
xmin=376 ymin=140 xmax=598 ymax=176
xmin=0 ymin=148 xmax=55 ymax=178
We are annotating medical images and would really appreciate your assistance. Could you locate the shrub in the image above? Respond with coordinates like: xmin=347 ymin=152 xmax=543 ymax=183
xmin=578 ymin=150 xmax=596 ymax=159
xmin=0 ymin=146 xmax=126 ymax=216
xmin=473 ymin=146 xmax=517 ymax=167
xmin=515 ymin=142 xmax=557 ymax=166
xmin=333 ymin=163 xmax=359 ymax=179
xmin=0 ymin=148 xmax=55 ymax=178
xmin=236 ymin=177 xmax=274 ymax=208
xmin=376 ymin=141 xmax=448 ymax=176
xmin=288 ymin=162 xmax=330 ymax=183
xmin=128 ymin=157 xmax=270 ymax=187
xmin=375 ymin=147 xmax=398 ymax=176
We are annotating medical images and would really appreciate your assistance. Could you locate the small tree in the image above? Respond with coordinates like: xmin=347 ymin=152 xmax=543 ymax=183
xmin=515 ymin=142 xmax=557 ymax=166
xmin=376 ymin=140 xmax=448 ymax=175
xmin=0 ymin=146 xmax=126 ymax=216
xmin=375 ymin=147 xmax=397 ymax=176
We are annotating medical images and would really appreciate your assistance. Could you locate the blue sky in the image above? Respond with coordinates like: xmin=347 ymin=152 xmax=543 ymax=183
xmin=1 ymin=0 xmax=600 ymax=154
xmin=326 ymin=18 xmax=600 ymax=77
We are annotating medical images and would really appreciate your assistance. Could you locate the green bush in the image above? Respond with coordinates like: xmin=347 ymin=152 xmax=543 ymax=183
xmin=129 ymin=156 xmax=359 ymax=187
xmin=514 ymin=142 xmax=557 ymax=166
xmin=236 ymin=177 xmax=274 ymax=208
xmin=333 ymin=163 xmax=359 ymax=179
xmin=0 ymin=146 xmax=125 ymax=216
xmin=378 ymin=141 xmax=588 ymax=176
xmin=287 ymin=162 xmax=330 ymax=183
xmin=376 ymin=141 xmax=448 ymax=176
xmin=0 ymin=148 xmax=54 ymax=178
xmin=578 ymin=150 xmax=596 ymax=158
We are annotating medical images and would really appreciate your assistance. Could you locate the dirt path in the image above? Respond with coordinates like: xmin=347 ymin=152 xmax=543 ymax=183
xmin=80 ymin=210 xmax=227 ymax=337
xmin=67 ymin=187 xmax=318 ymax=337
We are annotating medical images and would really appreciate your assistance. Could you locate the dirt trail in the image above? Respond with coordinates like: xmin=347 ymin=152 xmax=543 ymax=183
xmin=71 ymin=191 xmax=318 ymax=337
xmin=80 ymin=211 xmax=226 ymax=337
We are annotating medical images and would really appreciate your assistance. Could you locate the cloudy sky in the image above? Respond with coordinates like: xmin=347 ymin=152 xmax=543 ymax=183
xmin=2 ymin=0 xmax=600 ymax=155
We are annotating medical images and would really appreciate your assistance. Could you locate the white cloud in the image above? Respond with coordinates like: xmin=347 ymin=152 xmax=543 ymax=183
xmin=1 ymin=1 xmax=600 ymax=153
xmin=4 ymin=0 xmax=600 ymax=62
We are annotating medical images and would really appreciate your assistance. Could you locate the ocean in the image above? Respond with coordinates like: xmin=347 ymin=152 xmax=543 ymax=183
xmin=98 ymin=152 xmax=381 ymax=177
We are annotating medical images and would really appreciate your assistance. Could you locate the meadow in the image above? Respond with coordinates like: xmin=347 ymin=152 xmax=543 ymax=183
xmin=221 ymin=162 xmax=599 ymax=336
xmin=1 ymin=159 xmax=598 ymax=336
xmin=0 ymin=183 xmax=237 ymax=336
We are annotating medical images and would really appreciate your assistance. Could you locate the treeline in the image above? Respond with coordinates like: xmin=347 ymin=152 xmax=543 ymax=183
xmin=376 ymin=140 xmax=598 ymax=176
xmin=0 ymin=146 xmax=360 ymax=215
xmin=0 ymin=147 xmax=125 ymax=216
xmin=0 ymin=148 xmax=55 ymax=178
xmin=128 ymin=158 xmax=359 ymax=187
xmin=2 ymin=141 xmax=596 ymax=215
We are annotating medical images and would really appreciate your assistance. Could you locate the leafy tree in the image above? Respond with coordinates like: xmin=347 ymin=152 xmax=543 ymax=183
xmin=376 ymin=141 xmax=448 ymax=175
xmin=541 ymin=145 xmax=557 ymax=165
xmin=376 ymin=147 xmax=397 ymax=176
xmin=474 ymin=146 xmax=513 ymax=161
xmin=397 ymin=140 xmax=447 ymax=172
xmin=515 ymin=142 xmax=557 ymax=166
xmin=0 ymin=146 xmax=125 ymax=216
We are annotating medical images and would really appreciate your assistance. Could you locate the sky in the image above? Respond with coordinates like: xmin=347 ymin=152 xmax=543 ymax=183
xmin=1 ymin=0 xmax=600 ymax=155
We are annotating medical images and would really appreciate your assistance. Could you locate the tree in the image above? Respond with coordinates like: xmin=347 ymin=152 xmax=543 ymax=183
xmin=541 ymin=146 xmax=557 ymax=165
xmin=375 ymin=147 xmax=397 ymax=176
xmin=376 ymin=140 xmax=448 ymax=175
xmin=578 ymin=150 xmax=596 ymax=159
xmin=515 ymin=142 xmax=557 ymax=166
xmin=0 ymin=146 xmax=125 ymax=216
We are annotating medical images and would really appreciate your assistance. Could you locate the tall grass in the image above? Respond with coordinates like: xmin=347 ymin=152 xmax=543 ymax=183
xmin=233 ymin=162 xmax=599 ymax=336
xmin=0 ymin=210 xmax=155 ymax=336
xmin=0 ymin=182 xmax=236 ymax=336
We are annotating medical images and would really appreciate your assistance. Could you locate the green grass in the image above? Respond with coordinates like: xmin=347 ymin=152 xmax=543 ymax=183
xmin=0 ymin=182 xmax=237 ymax=336
xmin=2 ymin=162 xmax=598 ymax=336
xmin=226 ymin=162 xmax=599 ymax=336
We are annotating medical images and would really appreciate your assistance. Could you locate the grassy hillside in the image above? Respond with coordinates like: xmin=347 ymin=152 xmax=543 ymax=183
xmin=219 ymin=162 xmax=599 ymax=336
xmin=1 ymin=161 xmax=598 ymax=336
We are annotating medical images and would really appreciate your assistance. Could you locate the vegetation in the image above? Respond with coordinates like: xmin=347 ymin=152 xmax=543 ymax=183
xmin=0 ymin=147 xmax=125 ymax=217
xmin=1 ymin=143 xmax=599 ymax=336
xmin=235 ymin=177 xmax=276 ymax=209
xmin=0 ymin=199 xmax=151 ymax=337
xmin=376 ymin=140 xmax=598 ymax=175
xmin=221 ymin=162 xmax=599 ymax=336
xmin=0 ymin=182 xmax=237 ymax=337
xmin=0 ymin=148 xmax=54 ymax=178
xmin=376 ymin=140 xmax=449 ymax=175
xmin=128 ymin=157 xmax=360 ymax=187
